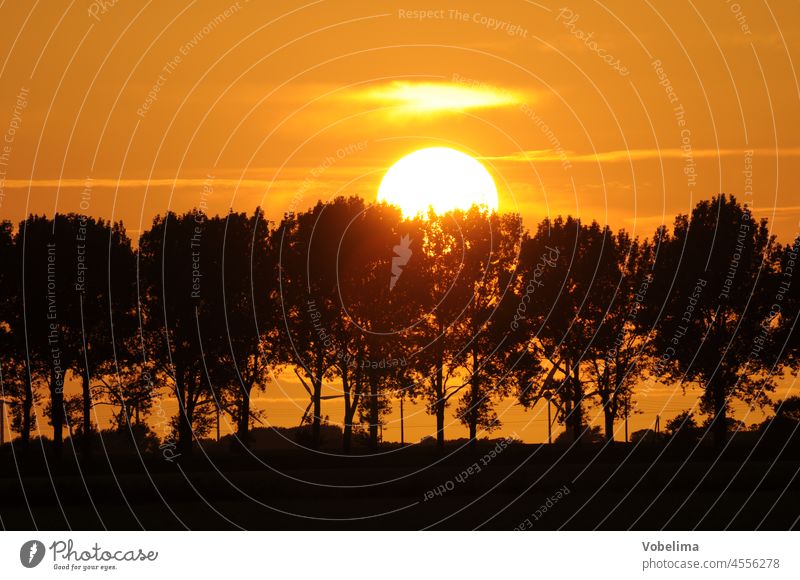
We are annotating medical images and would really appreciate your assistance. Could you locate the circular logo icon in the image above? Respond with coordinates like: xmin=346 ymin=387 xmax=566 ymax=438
xmin=20 ymin=540 xmax=46 ymax=568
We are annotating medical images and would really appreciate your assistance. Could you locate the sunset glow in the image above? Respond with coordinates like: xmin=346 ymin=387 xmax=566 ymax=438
xmin=2 ymin=0 xmax=800 ymax=543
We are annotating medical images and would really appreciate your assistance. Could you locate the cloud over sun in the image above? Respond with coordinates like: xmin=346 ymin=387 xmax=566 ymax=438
xmin=350 ymin=80 xmax=522 ymax=115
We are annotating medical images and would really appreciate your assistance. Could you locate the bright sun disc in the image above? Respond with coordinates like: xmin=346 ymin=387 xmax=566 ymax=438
xmin=377 ymin=147 xmax=499 ymax=218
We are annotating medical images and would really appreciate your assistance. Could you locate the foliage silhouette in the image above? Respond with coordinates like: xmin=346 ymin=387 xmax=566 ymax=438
xmin=0 ymin=193 xmax=798 ymax=457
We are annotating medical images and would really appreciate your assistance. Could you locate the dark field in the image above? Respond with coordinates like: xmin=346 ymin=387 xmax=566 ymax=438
xmin=2 ymin=440 xmax=798 ymax=530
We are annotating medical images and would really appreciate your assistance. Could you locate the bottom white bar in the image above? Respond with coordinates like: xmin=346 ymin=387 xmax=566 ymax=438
xmin=1 ymin=531 xmax=797 ymax=579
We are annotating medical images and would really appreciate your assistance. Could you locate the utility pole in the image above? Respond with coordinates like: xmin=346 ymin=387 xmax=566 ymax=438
xmin=655 ymin=414 xmax=660 ymax=435
xmin=547 ymin=398 xmax=552 ymax=444
xmin=400 ymin=396 xmax=405 ymax=446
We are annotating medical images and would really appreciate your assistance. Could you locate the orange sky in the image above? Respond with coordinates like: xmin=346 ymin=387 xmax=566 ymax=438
xmin=1 ymin=0 xmax=799 ymax=443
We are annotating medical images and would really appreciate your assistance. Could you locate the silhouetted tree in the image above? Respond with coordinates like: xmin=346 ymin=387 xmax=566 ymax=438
xmin=17 ymin=214 xmax=91 ymax=458
xmin=5 ymin=192 xmax=800 ymax=458
xmin=665 ymin=410 xmax=700 ymax=442
xmin=771 ymin=235 xmax=800 ymax=374
xmin=583 ymin=230 xmax=651 ymax=442
xmin=338 ymin=202 xmax=416 ymax=449
xmin=451 ymin=208 xmax=523 ymax=442
xmin=96 ymin=359 xmax=158 ymax=430
xmin=406 ymin=210 xmax=474 ymax=448
xmin=213 ymin=209 xmax=284 ymax=447
xmin=648 ymin=195 xmax=781 ymax=444
xmin=280 ymin=199 xmax=359 ymax=449
xmin=516 ymin=217 xmax=613 ymax=442
xmin=0 ymin=221 xmax=37 ymax=447
xmin=138 ymin=210 xmax=231 ymax=457
xmin=64 ymin=217 xmax=137 ymax=456
xmin=760 ymin=396 xmax=800 ymax=443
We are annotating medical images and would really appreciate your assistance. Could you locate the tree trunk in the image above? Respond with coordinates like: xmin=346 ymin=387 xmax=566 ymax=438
xmin=312 ymin=376 xmax=322 ymax=448
xmin=176 ymin=373 xmax=193 ymax=457
xmin=468 ymin=414 xmax=478 ymax=443
xmin=569 ymin=366 xmax=583 ymax=443
xmin=712 ymin=382 xmax=727 ymax=446
xmin=601 ymin=384 xmax=615 ymax=443
xmin=21 ymin=368 xmax=33 ymax=451
xmin=311 ymin=351 xmax=325 ymax=448
xmin=81 ymin=371 xmax=93 ymax=456
xmin=343 ymin=422 xmax=352 ymax=453
xmin=341 ymin=370 xmax=355 ymax=453
xmin=343 ymin=406 xmax=355 ymax=454
xmin=237 ymin=384 xmax=252 ymax=446
xmin=603 ymin=405 xmax=615 ymax=443
xmin=435 ymin=363 xmax=445 ymax=448
xmin=468 ymin=350 xmax=479 ymax=447
xmin=51 ymin=370 xmax=63 ymax=459
xmin=368 ymin=373 xmax=379 ymax=450
xmin=564 ymin=398 xmax=574 ymax=441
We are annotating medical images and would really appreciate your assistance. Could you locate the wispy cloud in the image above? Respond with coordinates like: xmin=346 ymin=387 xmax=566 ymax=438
xmin=484 ymin=147 xmax=800 ymax=163
xmin=0 ymin=165 xmax=382 ymax=191
xmin=349 ymin=80 xmax=522 ymax=114
xmin=0 ymin=177 xmax=272 ymax=190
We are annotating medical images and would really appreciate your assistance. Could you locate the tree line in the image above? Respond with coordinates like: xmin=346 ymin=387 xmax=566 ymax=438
xmin=1 ymin=193 xmax=798 ymax=458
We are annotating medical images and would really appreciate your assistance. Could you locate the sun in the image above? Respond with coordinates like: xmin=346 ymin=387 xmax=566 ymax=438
xmin=377 ymin=147 xmax=499 ymax=218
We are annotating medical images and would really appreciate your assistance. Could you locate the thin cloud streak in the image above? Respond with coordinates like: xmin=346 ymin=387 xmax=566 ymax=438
xmin=484 ymin=147 xmax=800 ymax=163
xmin=0 ymin=165 xmax=382 ymax=190
xmin=0 ymin=176 xmax=369 ymax=190
xmin=349 ymin=80 xmax=523 ymax=114
xmin=0 ymin=178 xmax=271 ymax=189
